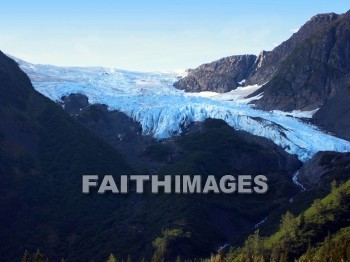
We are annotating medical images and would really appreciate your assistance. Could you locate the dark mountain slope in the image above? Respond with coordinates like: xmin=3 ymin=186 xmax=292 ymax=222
xmin=142 ymin=119 xmax=301 ymax=260
xmin=55 ymin=93 xmax=304 ymax=260
xmin=0 ymin=51 xmax=303 ymax=261
xmin=60 ymin=93 xmax=160 ymax=173
xmin=0 ymin=51 xmax=137 ymax=261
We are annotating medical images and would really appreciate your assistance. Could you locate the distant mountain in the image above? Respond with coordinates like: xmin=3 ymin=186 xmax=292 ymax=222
xmin=246 ymin=12 xmax=340 ymax=86
xmin=174 ymin=13 xmax=339 ymax=93
xmin=174 ymin=55 xmax=256 ymax=93
xmin=174 ymin=10 xmax=350 ymax=141
xmin=252 ymin=11 xmax=350 ymax=141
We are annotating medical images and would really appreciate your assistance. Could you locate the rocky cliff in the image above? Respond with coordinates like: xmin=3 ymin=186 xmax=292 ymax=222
xmin=175 ymin=13 xmax=340 ymax=92
xmin=174 ymin=10 xmax=350 ymax=141
xmin=174 ymin=54 xmax=256 ymax=92
xmin=252 ymin=10 xmax=350 ymax=140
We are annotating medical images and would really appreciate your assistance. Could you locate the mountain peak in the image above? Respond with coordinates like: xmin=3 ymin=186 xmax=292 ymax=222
xmin=174 ymin=11 xmax=344 ymax=92
xmin=173 ymin=9 xmax=350 ymax=140
xmin=309 ymin=12 xmax=339 ymax=22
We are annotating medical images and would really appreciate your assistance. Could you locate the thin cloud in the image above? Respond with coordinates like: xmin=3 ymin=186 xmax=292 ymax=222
xmin=290 ymin=28 xmax=300 ymax=33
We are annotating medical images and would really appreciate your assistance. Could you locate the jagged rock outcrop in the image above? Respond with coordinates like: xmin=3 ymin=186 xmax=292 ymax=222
xmin=297 ymin=151 xmax=350 ymax=188
xmin=175 ymin=10 xmax=350 ymax=141
xmin=174 ymin=55 xmax=256 ymax=92
xmin=246 ymin=12 xmax=340 ymax=86
xmin=60 ymin=93 xmax=161 ymax=171
xmin=175 ymin=12 xmax=340 ymax=92
xmin=252 ymin=10 xmax=350 ymax=140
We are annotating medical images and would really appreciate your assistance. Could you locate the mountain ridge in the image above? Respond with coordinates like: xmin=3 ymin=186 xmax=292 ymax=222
xmin=251 ymin=9 xmax=350 ymax=140
xmin=174 ymin=12 xmax=341 ymax=93
xmin=174 ymin=10 xmax=350 ymax=141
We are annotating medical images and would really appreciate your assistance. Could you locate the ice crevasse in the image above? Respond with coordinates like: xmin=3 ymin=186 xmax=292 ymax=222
xmin=15 ymin=57 xmax=350 ymax=162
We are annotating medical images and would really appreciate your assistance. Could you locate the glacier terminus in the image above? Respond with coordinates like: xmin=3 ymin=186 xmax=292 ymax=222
xmin=14 ymin=57 xmax=350 ymax=162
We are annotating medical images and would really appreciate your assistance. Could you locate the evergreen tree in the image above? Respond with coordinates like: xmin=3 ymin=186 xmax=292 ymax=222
xmin=300 ymin=240 xmax=313 ymax=262
xmin=279 ymin=252 xmax=288 ymax=262
xmin=270 ymin=247 xmax=280 ymax=262
xmin=331 ymin=180 xmax=337 ymax=192
xmin=299 ymin=211 xmax=306 ymax=229
xmin=22 ymin=249 xmax=30 ymax=262
xmin=312 ymin=199 xmax=325 ymax=214
xmin=280 ymin=212 xmax=298 ymax=240
xmin=33 ymin=249 xmax=43 ymax=262
xmin=242 ymin=230 xmax=265 ymax=262
xmin=217 ymin=250 xmax=224 ymax=262
xmin=107 ymin=253 xmax=118 ymax=262
xmin=322 ymin=232 xmax=333 ymax=262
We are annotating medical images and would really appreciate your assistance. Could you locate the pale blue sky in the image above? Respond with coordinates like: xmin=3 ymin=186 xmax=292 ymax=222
xmin=0 ymin=1 xmax=349 ymax=71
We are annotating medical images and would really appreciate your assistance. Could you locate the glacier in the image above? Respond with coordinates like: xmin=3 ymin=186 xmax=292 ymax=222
xmin=14 ymin=57 xmax=350 ymax=162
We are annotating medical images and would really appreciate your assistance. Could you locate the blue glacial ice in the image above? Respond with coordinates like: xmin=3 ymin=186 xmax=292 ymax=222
xmin=15 ymin=58 xmax=350 ymax=162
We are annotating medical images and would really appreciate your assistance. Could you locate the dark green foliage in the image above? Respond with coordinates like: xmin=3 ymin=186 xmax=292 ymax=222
xmin=258 ymin=153 xmax=350 ymax=238
xmin=107 ymin=253 xmax=118 ymax=262
xmin=224 ymin=179 xmax=350 ymax=261
xmin=303 ymin=227 xmax=350 ymax=261
xmin=33 ymin=249 xmax=43 ymax=262
xmin=21 ymin=250 xmax=30 ymax=262
xmin=20 ymin=250 xmax=50 ymax=262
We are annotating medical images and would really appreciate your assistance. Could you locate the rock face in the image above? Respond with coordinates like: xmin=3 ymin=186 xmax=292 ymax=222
xmin=252 ymin=10 xmax=350 ymax=140
xmin=60 ymin=93 xmax=161 ymax=172
xmin=246 ymin=13 xmax=340 ymax=86
xmin=174 ymin=13 xmax=340 ymax=93
xmin=253 ymin=11 xmax=350 ymax=109
xmin=174 ymin=55 xmax=256 ymax=93
xmin=174 ymin=10 xmax=350 ymax=141
xmin=297 ymin=151 xmax=350 ymax=189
